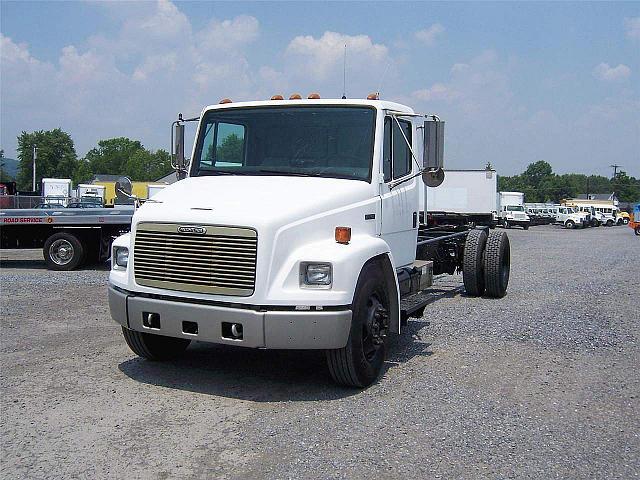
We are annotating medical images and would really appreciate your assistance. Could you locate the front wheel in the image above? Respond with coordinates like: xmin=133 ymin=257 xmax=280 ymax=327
xmin=565 ymin=220 xmax=575 ymax=229
xmin=122 ymin=327 xmax=191 ymax=360
xmin=635 ymin=226 xmax=640 ymax=236
xmin=326 ymin=263 xmax=390 ymax=388
xmin=623 ymin=218 xmax=629 ymax=225
xmin=606 ymin=220 xmax=614 ymax=227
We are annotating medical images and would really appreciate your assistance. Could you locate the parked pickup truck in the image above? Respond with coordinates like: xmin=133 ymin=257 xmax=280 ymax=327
xmin=108 ymin=96 xmax=512 ymax=387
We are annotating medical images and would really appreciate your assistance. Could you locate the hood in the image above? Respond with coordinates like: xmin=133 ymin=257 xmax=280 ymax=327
xmin=136 ymin=175 xmax=374 ymax=228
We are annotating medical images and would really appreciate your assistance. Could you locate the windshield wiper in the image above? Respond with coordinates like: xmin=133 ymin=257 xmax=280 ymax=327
xmin=255 ymin=169 xmax=326 ymax=177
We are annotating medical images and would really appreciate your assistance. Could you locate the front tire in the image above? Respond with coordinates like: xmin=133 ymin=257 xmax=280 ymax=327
xmin=483 ymin=230 xmax=510 ymax=298
xmin=122 ymin=327 xmax=191 ymax=360
xmin=635 ymin=226 xmax=640 ymax=236
xmin=565 ymin=220 xmax=575 ymax=229
xmin=606 ymin=220 xmax=614 ymax=227
xmin=463 ymin=229 xmax=487 ymax=297
xmin=43 ymin=232 xmax=84 ymax=271
xmin=326 ymin=263 xmax=390 ymax=388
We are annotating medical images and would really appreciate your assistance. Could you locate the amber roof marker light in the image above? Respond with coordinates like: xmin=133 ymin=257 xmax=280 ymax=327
xmin=335 ymin=227 xmax=351 ymax=244
xmin=308 ymin=92 xmax=321 ymax=99
xmin=219 ymin=98 xmax=233 ymax=104
xmin=271 ymin=94 xmax=284 ymax=100
xmin=289 ymin=93 xmax=302 ymax=100
xmin=367 ymin=93 xmax=379 ymax=100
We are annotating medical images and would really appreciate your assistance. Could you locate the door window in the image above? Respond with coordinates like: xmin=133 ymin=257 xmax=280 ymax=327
xmin=382 ymin=117 xmax=412 ymax=182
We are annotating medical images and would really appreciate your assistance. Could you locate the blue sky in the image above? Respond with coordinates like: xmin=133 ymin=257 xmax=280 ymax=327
xmin=1 ymin=1 xmax=638 ymax=177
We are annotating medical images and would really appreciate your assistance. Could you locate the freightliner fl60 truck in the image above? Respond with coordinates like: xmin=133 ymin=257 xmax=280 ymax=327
xmin=108 ymin=96 xmax=511 ymax=387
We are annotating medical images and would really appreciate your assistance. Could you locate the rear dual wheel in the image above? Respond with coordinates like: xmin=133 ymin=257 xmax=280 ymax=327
xmin=483 ymin=230 xmax=510 ymax=298
xmin=463 ymin=229 xmax=510 ymax=298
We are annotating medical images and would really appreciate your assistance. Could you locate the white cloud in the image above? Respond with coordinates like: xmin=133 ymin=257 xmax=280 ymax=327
xmin=414 ymin=24 xmax=445 ymax=46
xmin=412 ymin=83 xmax=459 ymax=102
xmin=593 ymin=63 xmax=631 ymax=81
xmin=0 ymin=2 xmax=262 ymax=159
xmin=286 ymin=31 xmax=388 ymax=80
xmin=625 ymin=17 xmax=640 ymax=40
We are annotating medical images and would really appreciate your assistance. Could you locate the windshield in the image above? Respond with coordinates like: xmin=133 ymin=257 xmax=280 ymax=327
xmin=191 ymin=106 xmax=376 ymax=181
xmin=506 ymin=205 xmax=524 ymax=212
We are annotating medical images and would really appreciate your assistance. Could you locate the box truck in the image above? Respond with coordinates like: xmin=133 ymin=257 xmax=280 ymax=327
xmin=426 ymin=169 xmax=497 ymax=227
xmin=497 ymin=191 xmax=530 ymax=229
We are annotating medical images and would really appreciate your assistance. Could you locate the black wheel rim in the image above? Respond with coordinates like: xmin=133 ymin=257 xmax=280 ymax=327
xmin=361 ymin=292 xmax=388 ymax=362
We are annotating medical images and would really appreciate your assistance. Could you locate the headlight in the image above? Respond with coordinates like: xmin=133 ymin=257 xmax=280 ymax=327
xmin=114 ymin=247 xmax=129 ymax=268
xmin=300 ymin=262 xmax=332 ymax=287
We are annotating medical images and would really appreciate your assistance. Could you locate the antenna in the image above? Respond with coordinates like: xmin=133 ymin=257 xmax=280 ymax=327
xmin=342 ymin=44 xmax=347 ymax=99
xmin=376 ymin=61 xmax=391 ymax=99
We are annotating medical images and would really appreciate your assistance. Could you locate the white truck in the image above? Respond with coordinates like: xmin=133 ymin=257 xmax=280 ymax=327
xmin=553 ymin=206 xmax=585 ymax=229
xmin=426 ymin=169 xmax=498 ymax=227
xmin=108 ymin=97 xmax=512 ymax=387
xmin=76 ymin=184 xmax=106 ymax=206
xmin=42 ymin=178 xmax=72 ymax=207
xmin=146 ymin=184 xmax=167 ymax=199
xmin=497 ymin=191 xmax=530 ymax=229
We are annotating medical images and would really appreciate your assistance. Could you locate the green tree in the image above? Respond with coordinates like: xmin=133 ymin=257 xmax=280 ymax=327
xmin=522 ymin=160 xmax=553 ymax=191
xmin=0 ymin=149 xmax=12 ymax=182
xmin=85 ymin=137 xmax=144 ymax=175
xmin=124 ymin=149 xmax=173 ymax=181
xmin=216 ymin=134 xmax=243 ymax=163
xmin=16 ymin=129 xmax=78 ymax=190
xmin=612 ymin=171 xmax=640 ymax=203
xmin=73 ymin=160 xmax=94 ymax=185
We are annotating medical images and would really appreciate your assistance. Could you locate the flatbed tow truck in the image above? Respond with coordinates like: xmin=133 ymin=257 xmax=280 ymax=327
xmin=1 ymin=203 xmax=134 ymax=270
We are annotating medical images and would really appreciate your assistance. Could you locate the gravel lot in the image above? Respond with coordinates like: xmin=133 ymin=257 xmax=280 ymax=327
xmin=1 ymin=224 xmax=638 ymax=479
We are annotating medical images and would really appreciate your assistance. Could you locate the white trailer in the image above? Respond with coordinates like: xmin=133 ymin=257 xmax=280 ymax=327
xmin=497 ymin=191 xmax=530 ymax=229
xmin=42 ymin=178 xmax=72 ymax=206
xmin=146 ymin=184 xmax=167 ymax=199
xmin=426 ymin=169 xmax=497 ymax=227
xmin=77 ymin=184 xmax=106 ymax=206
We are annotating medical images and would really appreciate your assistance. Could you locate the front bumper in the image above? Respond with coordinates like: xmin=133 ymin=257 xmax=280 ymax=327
xmin=108 ymin=286 xmax=352 ymax=349
xmin=506 ymin=219 xmax=530 ymax=226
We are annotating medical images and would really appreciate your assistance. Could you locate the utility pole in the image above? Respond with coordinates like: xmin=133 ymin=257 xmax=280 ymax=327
xmin=32 ymin=145 xmax=37 ymax=192
xmin=610 ymin=164 xmax=621 ymax=178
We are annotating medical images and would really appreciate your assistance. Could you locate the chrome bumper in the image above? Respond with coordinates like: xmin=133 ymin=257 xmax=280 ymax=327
xmin=108 ymin=286 xmax=352 ymax=349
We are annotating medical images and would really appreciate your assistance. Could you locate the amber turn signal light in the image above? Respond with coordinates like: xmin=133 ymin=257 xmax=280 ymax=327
xmin=335 ymin=227 xmax=351 ymax=244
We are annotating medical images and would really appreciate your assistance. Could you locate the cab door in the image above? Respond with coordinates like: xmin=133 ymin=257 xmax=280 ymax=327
xmin=379 ymin=116 xmax=419 ymax=268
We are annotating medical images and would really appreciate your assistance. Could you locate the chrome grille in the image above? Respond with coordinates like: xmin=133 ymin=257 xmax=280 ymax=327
xmin=133 ymin=223 xmax=257 ymax=296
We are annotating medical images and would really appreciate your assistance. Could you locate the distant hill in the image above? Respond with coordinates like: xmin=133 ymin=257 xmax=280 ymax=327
xmin=0 ymin=157 xmax=19 ymax=180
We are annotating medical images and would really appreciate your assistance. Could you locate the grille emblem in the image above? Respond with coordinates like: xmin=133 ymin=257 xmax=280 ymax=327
xmin=177 ymin=226 xmax=206 ymax=235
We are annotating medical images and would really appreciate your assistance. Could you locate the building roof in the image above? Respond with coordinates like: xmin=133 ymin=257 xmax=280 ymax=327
xmin=576 ymin=193 xmax=616 ymax=201
xmin=92 ymin=174 xmax=122 ymax=182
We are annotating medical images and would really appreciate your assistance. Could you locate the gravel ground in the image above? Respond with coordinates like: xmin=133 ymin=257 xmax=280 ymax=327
xmin=1 ymin=224 xmax=638 ymax=479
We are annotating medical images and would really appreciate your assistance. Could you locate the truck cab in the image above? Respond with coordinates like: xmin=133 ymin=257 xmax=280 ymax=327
xmin=108 ymin=97 xmax=511 ymax=387
xmin=499 ymin=204 xmax=530 ymax=229
xmin=555 ymin=206 xmax=584 ymax=229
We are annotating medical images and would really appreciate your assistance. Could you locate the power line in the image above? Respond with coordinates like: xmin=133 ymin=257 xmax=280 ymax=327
xmin=610 ymin=164 xmax=621 ymax=177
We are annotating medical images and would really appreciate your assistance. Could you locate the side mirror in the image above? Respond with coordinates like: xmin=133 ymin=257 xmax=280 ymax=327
xmin=174 ymin=123 xmax=185 ymax=171
xmin=423 ymin=117 xmax=444 ymax=171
